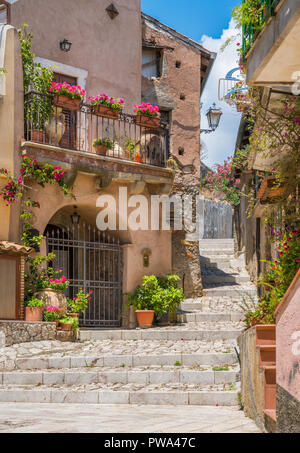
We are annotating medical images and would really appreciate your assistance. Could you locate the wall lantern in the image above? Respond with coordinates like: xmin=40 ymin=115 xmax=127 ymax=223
xmin=60 ymin=39 xmax=72 ymax=52
xmin=201 ymin=103 xmax=223 ymax=134
xmin=106 ymin=3 xmax=119 ymax=20
xmin=71 ymin=206 xmax=80 ymax=225
xmin=142 ymin=249 xmax=151 ymax=268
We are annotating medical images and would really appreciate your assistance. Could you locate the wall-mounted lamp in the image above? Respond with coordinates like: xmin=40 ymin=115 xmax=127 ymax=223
xmin=60 ymin=39 xmax=72 ymax=52
xmin=142 ymin=249 xmax=151 ymax=268
xmin=201 ymin=103 xmax=223 ymax=134
xmin=71 ymin=206 xmax=80 ymax=225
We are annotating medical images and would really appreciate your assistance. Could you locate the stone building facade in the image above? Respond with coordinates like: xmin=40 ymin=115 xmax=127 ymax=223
xmin=141 ymin=13 xmax=215 ymax=297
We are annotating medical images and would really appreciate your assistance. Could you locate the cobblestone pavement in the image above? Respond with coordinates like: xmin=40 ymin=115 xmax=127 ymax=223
xmin=0 ymin=403 xmax=261 ymax=433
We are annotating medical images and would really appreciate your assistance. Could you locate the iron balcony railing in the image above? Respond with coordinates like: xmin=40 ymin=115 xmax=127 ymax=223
xmin=242 ymin=0 xmax=280 ymax=59
xmin=24 ymin=91 xmax=170 ymax=168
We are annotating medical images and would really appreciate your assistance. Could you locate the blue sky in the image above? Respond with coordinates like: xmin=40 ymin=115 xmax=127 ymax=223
xmin=141 ymin=0 xmax=242 ymax=168
xmin=141 ymin=0 xmax=239 ymax=40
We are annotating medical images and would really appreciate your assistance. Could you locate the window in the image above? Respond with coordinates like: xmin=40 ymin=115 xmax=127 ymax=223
xmin=142 ymin=47 xmax=162 ymax=79
xmin=0 ymin=1 xmax=10 ymax=24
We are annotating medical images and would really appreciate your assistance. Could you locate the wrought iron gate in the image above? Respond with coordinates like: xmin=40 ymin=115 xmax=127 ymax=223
xmin=46 ymin=224 xmax=122 ymax=327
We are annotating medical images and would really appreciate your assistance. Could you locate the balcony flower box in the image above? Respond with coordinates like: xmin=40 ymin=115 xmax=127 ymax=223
xmin=257 ymin=176 xmax=287 ymax=201
xmin=136 ymin=114 xmax=160 ymax=129
xmin=53 ymin=94 xmax=81 ymax=111
xmin=50 ymin=81 xmax=86 ymax=111
xmin=89 ymin=94 xmax=124 ymax=120
xmin=93 ymin=104 xmax=120 ymax=119
xmin=134 ymin=103 xmax=161 ymax=129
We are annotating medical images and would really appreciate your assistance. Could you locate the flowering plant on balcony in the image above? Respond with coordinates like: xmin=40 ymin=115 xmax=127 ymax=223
xmin=49 ymin=81 xmax=86 ymax=100
xmin=133 ymin=103 xmax=160 ymax=118
xmin=88 ymin=94 xmax=124 ymax=111
xmin=93 ymin=138 xmax=114 ymax=150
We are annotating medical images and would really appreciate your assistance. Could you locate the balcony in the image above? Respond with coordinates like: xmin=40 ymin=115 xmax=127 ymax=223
xmin=22 ymin=91 xmax=173 ymax=192
xmin=243 ymin=0 xmax=300 ymax=87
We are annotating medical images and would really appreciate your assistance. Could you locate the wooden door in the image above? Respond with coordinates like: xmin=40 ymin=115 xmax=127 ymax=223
xmin=53 ymin=73 xmax=77 ymax=149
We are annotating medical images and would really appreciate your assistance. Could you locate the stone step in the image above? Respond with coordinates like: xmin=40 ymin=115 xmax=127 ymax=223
xmin=177 ymin=312 xmax=243 ymax=323
xmin=79 ymin=326 xmax=243 ymax=342
xmin=13 ymin=351 xmax=238 ymax=371
xmin=200 ymin=249 xmax=235 ymax=257
xmin=0 ymin=367 xmax=240 ymax=386
xmin=199 ymin=239 xmax=234 ymax=245
xmin=0 ymin=384 xmax=240 ymax=406
xmin=202 ymin=275 xmax=251 ymax=284
xmin=199 ymin=242 xmax=234 ymax=251
xmin=203 ymin=286 xmax=257 ymax=298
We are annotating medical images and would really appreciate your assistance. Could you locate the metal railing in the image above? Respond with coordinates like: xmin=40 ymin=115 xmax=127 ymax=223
xmin=24 ymin=91 xmax=169 ymax=168
xmin=242 ymin=0 xmax=280 ymax=59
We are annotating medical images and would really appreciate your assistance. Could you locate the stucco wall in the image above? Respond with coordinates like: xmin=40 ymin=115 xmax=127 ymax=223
xmin=10 ymin=0 xmax=141 ymax=112
xmin=276 ymin=272 xmax=300 ymax=432
xmin=0 ymin=25 xmax=23 ymax=242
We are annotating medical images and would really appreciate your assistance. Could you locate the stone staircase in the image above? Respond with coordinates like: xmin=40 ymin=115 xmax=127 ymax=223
xmin=0 ymin=239 xmax=257 ymax=407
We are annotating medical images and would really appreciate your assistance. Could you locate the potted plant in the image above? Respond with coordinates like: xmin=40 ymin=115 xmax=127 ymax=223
xmin=50 ymin=81 xmax=86 ymax=111
xmin=43 ymin=306 xmax=61 ymax=327
xmin=88 ymin=94 xmax=124 ymax=119
xmin=155 ymin=275 xmax=184 ymax=326
xmin=34 ymin=274 xmax=70 ymax=316
xmin=67 ymin=289 xmax=92 ymax=318
xmin=93 ymin=138 xmax=114 ymax=156
xmin=26 ymin=93 xmax=52 ymax=142
xmin=25 ymin=297 xmax=44 ymax=322
xmin=59 ymin=315 xmax=79 ymax=332
xmin=134 ymin=103 xmax=161 ymax=129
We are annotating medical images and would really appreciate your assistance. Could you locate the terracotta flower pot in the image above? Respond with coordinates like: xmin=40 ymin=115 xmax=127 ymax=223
xmin=53 ymin=94 xmax=81 ymax=111
xmin=60 ymin=322 xmax=72 ymax=332
xmin=135 ymin=310 xmax=155 ymax=327
xmin=67 ymin=313 xmax=78 ymax=318
xmin=25 ymin=307 xmax=43 ymax=322
xmin=136 ymin=114 xmax=160 ymax=129
xmin=93 ymin=104 xmax=120 ymax=120
xmin=30 ymin=129 xmax=44 ymax=142
xmin=34 ymin=289 xmax=68 ymax=316
xmin=94 ymin=144 xmax=108 ymax=156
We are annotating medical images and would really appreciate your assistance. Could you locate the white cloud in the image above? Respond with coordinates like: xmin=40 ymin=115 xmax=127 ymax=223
xmin=200 ymin=20 xmax=242 ymax=169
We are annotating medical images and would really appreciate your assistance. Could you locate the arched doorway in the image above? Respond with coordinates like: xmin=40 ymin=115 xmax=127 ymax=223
xmin=45 ymin=223 xmax=122 ymax=328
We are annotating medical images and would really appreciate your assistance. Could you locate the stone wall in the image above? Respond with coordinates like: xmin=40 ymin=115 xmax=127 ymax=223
xmin=238 ymin=328 xmax=265 ymax=431
xmin=0 ymin=321 xmax=56 ymax=346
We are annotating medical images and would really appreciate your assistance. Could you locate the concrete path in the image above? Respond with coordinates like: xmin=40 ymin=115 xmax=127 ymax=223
xmin=0 ymin=403 xmax=261 ymax=433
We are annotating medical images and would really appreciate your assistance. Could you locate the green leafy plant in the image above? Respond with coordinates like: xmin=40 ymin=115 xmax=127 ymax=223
xmin=125 ymin=274 xmax=184 ymax=319
xmin=67 ymin=289 xmax=92 ymax=314
xmin=245 ymin=231 xmax=300 ymax=325
xmin=60 ymin=316 xmax=79 ymax=331
xmin=174 ymin=361 xmax=181 ymax=367
xmin=93 ymin=138 xmax=114 ymax=150
xmin=25 ymin=297 xmax=43 ymax=308
xmin=43 ymin=306 xmax=61 ymax=322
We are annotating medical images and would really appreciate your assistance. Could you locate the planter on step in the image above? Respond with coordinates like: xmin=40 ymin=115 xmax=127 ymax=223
xmin=25 ymin=307 xmax=43 ymax=322
xmin=53 ymin=94 xmax=81 ymax=111
xmin=156 ymin=312 xmax=170 ymax=327
xmin=93 ymin=104 xmax=119 ymax=120
xmin=135 ymin=310 xmax=155 ymax=327
xmin=34 ymin=288 xmax=68 ymax=316
xmin=136 ymin=115 xmax=160 ymax=129
xmin=67 ymin=313 xmax=79 ymax=319
xmin=60 ymin=322 xmax=72 ymax=332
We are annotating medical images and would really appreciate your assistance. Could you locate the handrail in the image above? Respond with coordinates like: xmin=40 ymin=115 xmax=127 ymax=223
xmin=242 ymin=0 xmax=280 ymax=59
